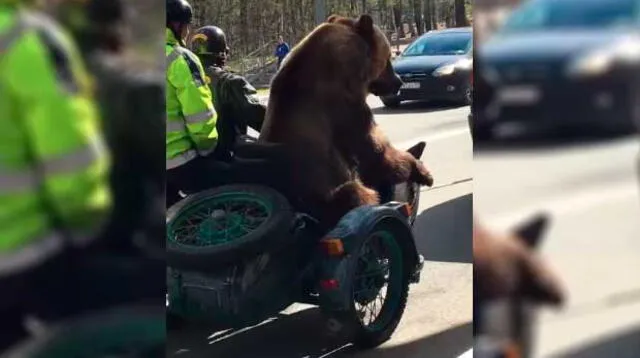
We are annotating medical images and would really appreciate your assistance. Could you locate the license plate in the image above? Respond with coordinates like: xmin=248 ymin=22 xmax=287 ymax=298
xmin=496 ymin=85 xmax=540 ymax=105
xmin=401 ymin=82 xmax=421 ymax=89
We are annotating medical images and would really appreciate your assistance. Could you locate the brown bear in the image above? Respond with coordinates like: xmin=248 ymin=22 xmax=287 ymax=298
xmin=259 ymin=14 xmax=433 ymax=226
xmin=473 ymin=214 xmax=565 ymax=311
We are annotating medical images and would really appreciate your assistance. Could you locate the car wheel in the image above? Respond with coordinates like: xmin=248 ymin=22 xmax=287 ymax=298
xmin=472 ymin=123 xmax=494 ymax=142
xmin=462 ymin=85 xmax=473 ymax=106
xmin=382 ymin=97 xmax=401 ymax=108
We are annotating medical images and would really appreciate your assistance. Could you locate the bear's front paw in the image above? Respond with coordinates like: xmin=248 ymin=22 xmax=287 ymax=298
xmin=412 ymin=162 xmax=434 ymax=187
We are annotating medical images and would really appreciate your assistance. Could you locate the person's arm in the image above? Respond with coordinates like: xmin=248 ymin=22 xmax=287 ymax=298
xmin=167 ymin=50 xmax=217 ymax=144
xmin=226 ymin=74 xmax=266 ymax=132
xmin=6 ymin=24 xmax=110 ymax=229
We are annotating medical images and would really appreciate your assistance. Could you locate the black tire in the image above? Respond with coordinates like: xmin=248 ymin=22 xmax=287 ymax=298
xmin=326 ymin=219 xmax=413 ymax=349
xmin=381 ymin=97 xmax=401 ymax=108
xmin=166 ymin=311 xmax=186 ymax=331
xmin=166 ymin=185 xmax=294 ymax=272
xmin=1 ymin=305 xmax=164 ymax=358
xmin=472 ymin=122 xmax=493 ymax=142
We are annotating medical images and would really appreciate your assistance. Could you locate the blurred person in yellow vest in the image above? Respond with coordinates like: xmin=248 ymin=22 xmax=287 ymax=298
xmin=56 ymin=0 xmax=166 ymax=250
xmin=0 ymin=0 xmax=111 ymax=348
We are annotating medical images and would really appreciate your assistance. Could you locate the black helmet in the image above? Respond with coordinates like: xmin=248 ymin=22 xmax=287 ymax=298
xmin=190 ymin=26 xmax=228 ymax=56
xmin=166 ymin=0 xmax=193 ymax=25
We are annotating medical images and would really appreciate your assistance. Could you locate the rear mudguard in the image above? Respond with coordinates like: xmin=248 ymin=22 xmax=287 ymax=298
xmin=316 ymin=203 xmax=423 ymax=311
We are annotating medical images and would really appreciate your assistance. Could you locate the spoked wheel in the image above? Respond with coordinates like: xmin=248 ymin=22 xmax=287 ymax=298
xmin=166 ymin=185 xmax=293 ymax=272
xmin=330 ymin=221 xmax=412 ymax=349
xmin=0 ymin=306 xmax=164 ymax=358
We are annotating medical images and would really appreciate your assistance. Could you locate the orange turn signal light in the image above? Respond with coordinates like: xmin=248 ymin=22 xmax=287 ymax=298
xmin=400 ymin=203 xmax=412 ymax=217
xmin=504 ymin=343 xmax=521 ymax=358
xmin=320 ymin=238 xmax=344 ymax=256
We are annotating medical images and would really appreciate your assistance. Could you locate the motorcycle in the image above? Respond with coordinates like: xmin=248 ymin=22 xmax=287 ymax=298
xmin=166 ymin=138 xmax=427 ymax=349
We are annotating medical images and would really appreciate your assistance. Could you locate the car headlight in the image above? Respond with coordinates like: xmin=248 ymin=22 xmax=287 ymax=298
xmin=567 ymin=38 xmax=640 ymax=77
xmin=433 ymin=64 xmax=456 ymax=77
xmin=566 ymin=52 xmax=613 ymax=77
xmin=433 ymin=58 xmax=473 ymax=77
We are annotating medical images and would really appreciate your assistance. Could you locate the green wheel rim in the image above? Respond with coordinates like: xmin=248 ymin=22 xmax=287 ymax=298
xmin=352 ymin=229 xmax=404 ymax=332
xmin=17 ymin=315 xmax=164 ymax=358
xmin=168 ymin=192 xmax=273 ymax=247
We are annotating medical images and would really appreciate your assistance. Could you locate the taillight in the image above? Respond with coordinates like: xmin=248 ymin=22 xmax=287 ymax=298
xmin=320 ymin=238 xmax=345 ymax=256
xmin=320 ymin=279 xmax=340 ymax=290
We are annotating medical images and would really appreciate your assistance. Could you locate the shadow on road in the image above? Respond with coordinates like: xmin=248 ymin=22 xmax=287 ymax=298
xmin=344 ymin=322 xmax=472 ymax=358
xmin=474 ymin=126 xmax=635 ymax=154
xmin=167 ymin=306 xmax=472 ymax=358
xmin=371 ymin=100 xmax=466 ymax=115
xmin=547 ymin=324 xmax=640 ymax=358
xmin=413 ymin=194 xmax=472 ymax=264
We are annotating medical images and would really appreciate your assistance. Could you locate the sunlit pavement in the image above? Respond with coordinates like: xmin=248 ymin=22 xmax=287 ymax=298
xmin=166 ymin=96 xmax=474 ymax=357
xmin=475 ymin=132 xmax=640 ymax=358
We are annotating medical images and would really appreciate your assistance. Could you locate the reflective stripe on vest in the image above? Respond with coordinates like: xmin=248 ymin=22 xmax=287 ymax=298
xmin=166 ymin=149 xmax=198 ymax=170
xmin=0 ymin=141 xmax=100 ymax=192
xmin=0 ymin=232 xmax=63 ymax=276
xmin=166 ymin=109 xmax=215 ymax=132
xmin=166 ymin=146 xmax=215 ymax=170
xmin=0 ymin=228 xmax=93 ymax=276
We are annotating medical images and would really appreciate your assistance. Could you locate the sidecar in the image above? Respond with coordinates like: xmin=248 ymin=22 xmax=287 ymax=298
xmin=166 ymin=141 xmax=426 ymax=349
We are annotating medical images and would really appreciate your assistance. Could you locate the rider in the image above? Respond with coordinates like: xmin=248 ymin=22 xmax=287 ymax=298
xmin=166 ymin=0 xmax=219 ymax=206
xmin=190 ymin=25 xmax=266 ymax=162
xmin=0 ymin=0 xmax=111 ymax=348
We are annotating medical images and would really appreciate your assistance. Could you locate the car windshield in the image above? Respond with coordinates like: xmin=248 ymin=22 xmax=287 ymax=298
xmin=500 ymin=0 xmax=640 ymax=32
xmin=402 ymin=32 xmax=472 ymax=57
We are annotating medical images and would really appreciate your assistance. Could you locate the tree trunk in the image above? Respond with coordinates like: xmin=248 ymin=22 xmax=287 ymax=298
xmin=413 ymin=0 xmax=423 ymax=35
xmin=454 ymin=0 xmax=468 ymax=27
xmin=392 ymin=0 xmax=404 ymax=38
xmin=239 ymin=0 xmax=248 ymax=54
xmin=361 ymin=0 xmax=367 ymax=13
xmin=422 ymin=0 xmax=432 ymax=31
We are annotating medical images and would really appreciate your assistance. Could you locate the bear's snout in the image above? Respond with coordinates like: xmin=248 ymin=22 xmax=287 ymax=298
xmin=369 ymin=74 xmax=403 ymax=96
xmin=369 ymin=61 xmax=403 ymax=96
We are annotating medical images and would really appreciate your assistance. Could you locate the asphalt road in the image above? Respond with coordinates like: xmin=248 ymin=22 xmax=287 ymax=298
xmin=167 ymin=97 xmax=474 ymax=357
xmin=474 ymin=131 xmax=640 ymax=358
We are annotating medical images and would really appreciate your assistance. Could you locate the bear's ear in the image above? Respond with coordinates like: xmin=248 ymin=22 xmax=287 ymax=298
xmin=513 ymin=213 xmax=550 ymax=249
xmin=355 ymin=14 xmax=374 ymax=35
xmin=326 ymin=14 xmax=340 ymax=23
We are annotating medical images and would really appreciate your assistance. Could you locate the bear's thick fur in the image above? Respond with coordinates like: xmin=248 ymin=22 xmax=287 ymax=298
xmin=259 ymin=14 xmax=433 ymax=225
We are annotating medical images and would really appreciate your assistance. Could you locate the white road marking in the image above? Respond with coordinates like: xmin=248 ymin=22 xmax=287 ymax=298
xmin=485 ymin=180 xmax=639 ymax=229
xmin=457 ymin=348 xmax=474 ymax=358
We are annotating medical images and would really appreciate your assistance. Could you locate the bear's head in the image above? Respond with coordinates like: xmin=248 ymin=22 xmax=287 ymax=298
xmin=326 ymin=14 xmax=403 ymax=97
xmin=473 ymin=214 xmax=565 ymax=306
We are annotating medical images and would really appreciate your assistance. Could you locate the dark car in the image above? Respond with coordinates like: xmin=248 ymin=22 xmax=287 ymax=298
xmin=473 ymin=0 xmax=640 ymax=139
xmin=381 ymin=27 xmax=473 ymax=108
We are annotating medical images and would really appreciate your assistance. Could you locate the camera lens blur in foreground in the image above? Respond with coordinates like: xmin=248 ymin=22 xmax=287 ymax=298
xmin=0 ymin=0 xmax=165 ymax=355
xmin=473 ymin=0 xmax=640 ymax=357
